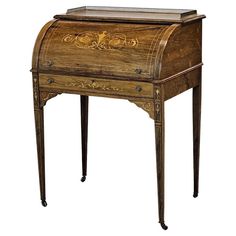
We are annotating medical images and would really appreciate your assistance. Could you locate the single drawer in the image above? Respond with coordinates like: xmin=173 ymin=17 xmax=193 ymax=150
xmin=39 ymin=74 xmax=153 ymax=98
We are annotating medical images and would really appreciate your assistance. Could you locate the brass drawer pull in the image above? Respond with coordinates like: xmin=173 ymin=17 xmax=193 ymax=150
xmin=135 ymin=85 xmax=142 ymax=92
xmin=135 ymin=68 xmax=142 ymax=74
xmin=46 ymin=60 xmax=53 ymax=66
xmin=47 ymin=78 xmax=55 ymax=84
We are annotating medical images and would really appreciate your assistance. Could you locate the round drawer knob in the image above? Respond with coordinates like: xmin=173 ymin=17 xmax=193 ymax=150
xmin=135 ymin=85 xmax=142 ymax=92
xmin=47 ymin=78 xmax=54 ymax=84
xmin=135 ymin=68 xmax=142 ymax=74
xmin=46 ymin=60 xmax=53 ymax=66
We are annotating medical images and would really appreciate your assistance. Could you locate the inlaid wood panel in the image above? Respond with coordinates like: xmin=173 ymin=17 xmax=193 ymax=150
xmin=38 ymin=21 xmax=170 ymax=80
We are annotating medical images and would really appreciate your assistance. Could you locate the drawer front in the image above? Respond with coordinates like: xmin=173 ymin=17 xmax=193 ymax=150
xmin=39 ymin=74 xmax=153 ymax=98
xmin=38 ymin=21 xmax=169 ymax=80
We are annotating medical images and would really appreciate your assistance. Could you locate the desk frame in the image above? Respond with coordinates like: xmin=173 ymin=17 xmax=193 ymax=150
xmin=32 ymin=68 xmax=201 ymax=230
xmin=32 ymin=18 xmax=202 ymax=230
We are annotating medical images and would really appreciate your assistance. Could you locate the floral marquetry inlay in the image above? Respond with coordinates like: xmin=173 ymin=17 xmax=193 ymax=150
xmin=62 ymin=31 xmax=139 ymax=50
xmin=63 ymin=79 xmax=123 ymax=92
xmin=155 ymin=89 xmax=161 ymax=116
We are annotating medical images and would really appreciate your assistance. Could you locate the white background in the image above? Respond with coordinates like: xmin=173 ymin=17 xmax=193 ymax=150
xmin=0 ymin=1 xmax=235 ymax=235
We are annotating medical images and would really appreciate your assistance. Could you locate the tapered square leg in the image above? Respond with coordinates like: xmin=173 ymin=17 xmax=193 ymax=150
xmin=80 ymin=95 xmax=89 ymax=182
xmin=155 ymin=122 xmax=167 ymax=230
xmin=33 ymin=75 xmax=47 ymax=207
xmin=154 ymin=86 xmax=168 ymax=230
xmin=193 ymin=79 xmax=202 ymax=198
xmin=34 ymin=107 xmax=47 ymax=207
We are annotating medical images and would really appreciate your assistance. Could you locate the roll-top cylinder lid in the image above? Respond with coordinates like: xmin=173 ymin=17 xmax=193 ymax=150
xmin=54 ymin=6 xmax=205 ymax=24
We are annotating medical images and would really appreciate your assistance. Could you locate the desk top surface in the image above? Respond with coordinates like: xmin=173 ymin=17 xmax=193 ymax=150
xmin=54 ymin=6 xmax=205 ymax=24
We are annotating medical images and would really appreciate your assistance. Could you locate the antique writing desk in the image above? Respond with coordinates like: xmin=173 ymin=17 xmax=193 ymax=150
xmin=31 ymin=7 xmax=205 ymax=230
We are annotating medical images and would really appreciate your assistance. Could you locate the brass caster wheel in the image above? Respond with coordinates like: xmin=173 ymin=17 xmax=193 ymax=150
xmin=81 ymin=176 xmax=86 ymax=182
xmin=41 ymin=200 xmax=47 ymax=207
xmin=160 ymin=222 xmax=168 ymax=230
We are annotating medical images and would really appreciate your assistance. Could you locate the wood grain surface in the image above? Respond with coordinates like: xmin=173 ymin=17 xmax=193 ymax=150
xmin=158 ymin=21 xmax=202 ymax=80
xmin=55 ymin=6 xmax=205 ymax=24
xmin=38 ymin=21 xmax=170 ymax=80
xmin=39 ymin=73 xmax=153 ymax=98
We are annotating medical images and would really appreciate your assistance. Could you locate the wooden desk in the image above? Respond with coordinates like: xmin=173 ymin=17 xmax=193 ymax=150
xmin=31 ymin=6 xmax=205 ymax=230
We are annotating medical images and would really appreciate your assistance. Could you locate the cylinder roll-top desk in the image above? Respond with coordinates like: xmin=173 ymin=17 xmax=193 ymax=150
xmin=31 ymin=6 xmax=205 ymax=230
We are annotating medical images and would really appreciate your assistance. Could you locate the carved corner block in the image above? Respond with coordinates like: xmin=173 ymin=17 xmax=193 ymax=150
xmin=40 ymin=91 xmax=61 ymax=107
xmin=129 ymin=100 xmax=154 ymax=119
xmin=33 ymin=75 xmax=61 ymax=108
